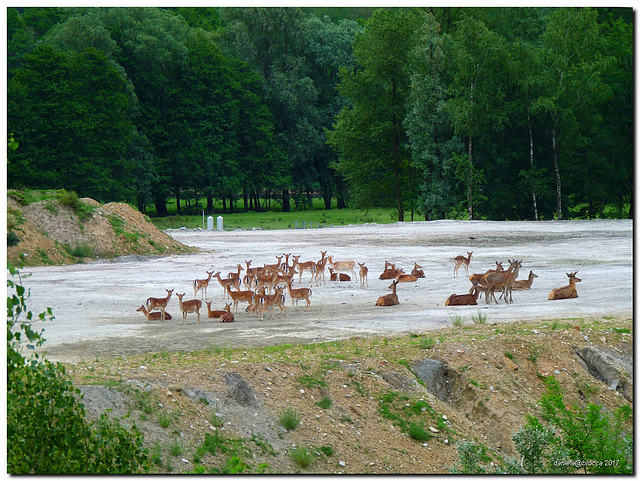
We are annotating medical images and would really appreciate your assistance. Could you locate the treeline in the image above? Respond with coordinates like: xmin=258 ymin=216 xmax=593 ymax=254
xmin=7 ymin=7 xmax=633 ymax=220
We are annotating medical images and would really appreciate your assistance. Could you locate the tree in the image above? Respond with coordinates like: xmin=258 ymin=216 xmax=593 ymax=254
xmin=8 ymin=44 xmax=137 ymax=201
xmin=443 ymin=14 xmax=509 ymax=220
xmin=328 ymin=8 xmax=419 ymax=221
xmin=7 ymin=264 xmax=149 ymax=473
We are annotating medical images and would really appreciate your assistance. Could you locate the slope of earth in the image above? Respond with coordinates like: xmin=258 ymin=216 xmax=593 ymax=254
xmin=7 ymin=194 xmax=192 ymax=267
xmin=67 ymin=317 xmax=633 ymax=474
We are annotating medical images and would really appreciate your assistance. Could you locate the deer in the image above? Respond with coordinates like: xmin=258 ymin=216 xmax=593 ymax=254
xmin=224 ymin=285 xmax=254 ymax=313
xmin=548 ymin=272 xmax=581 ymax=300
xmin=512 ymin=270 xmax=538 ymax=290
xmin=227 ymin=264 xmax=244 ymax=283
xmin=376 ymin=280 xmax=399 ymax=306
xmin=219 ymin=303 xmax=234 ymax=323
xmin=379 ymin=267 xmax=404 ymax=280
xmin=292 ymin=255 xmax=316 ymax=284
xmin=358 ymin=262 xmax=369 ymax=288
xmin=137 ymin=305 xmax=172 ymax=322
xmin=213 ymin=271 xmax=240 ymax=299
xmin=145 ymin=289 xmax=173 ymax=322
xmin=484 ymin=259 xmax=523 ymax=305
xmin=396 ymin=273 xmax=418 ymax=283
xmin=328 ymin=267 xmax=350 ymax=281
xmin=259 ymin=286 xmax=286 ymax=321
xmin=468 ymin=261 xmax=505 ymax=296
xmin=445 ymin=284 xmax=480 ymax=306
xmin=176 ymin=293 xmax=202 ymax=325
xmin=313 ymin=251 xmax=328 ymax=286
xmin=285 ymin=278 xmax=312 ymax=311
xmin=411 ymin=263 xmax=425 ymax=279
xmin=206 ymin=301 xmax=232 ymax=320
xmin=193 ymin=270 xmax=214 ymax=299
xmin=453 ymin=252 xmax=473 ymax=278
xmin=327 ymin=256 xmax=356 ymax=282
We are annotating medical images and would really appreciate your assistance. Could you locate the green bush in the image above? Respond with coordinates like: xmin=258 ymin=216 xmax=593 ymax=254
xmin=7 ymin=264 xmax=148 ymax=474
xmin=279 ymin=407 xmax=302 ymax=430
xmin=7 ymin=230 xmax=20 ymax=247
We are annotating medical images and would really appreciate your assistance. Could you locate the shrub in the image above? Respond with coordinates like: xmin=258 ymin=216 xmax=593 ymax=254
xmin=289 ymin=445 xmax=316 ymax=468
xmin=7 ymin=263 xmax=148 ymax=474
xmin=408 ymin=423 xmax=431 ymax=442
xmin=316 ymin=397 xmax=332 ymax=409
xmin=7 ymin=230 xmax=20 ymax=247
xmin=279 ymin=407 xmax=302 ymax=430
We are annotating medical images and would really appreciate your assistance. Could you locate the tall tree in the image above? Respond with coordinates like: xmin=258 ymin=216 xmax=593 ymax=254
xmin=328 ymin=8 xmax=419 ymax=221
xmin=443 ymin=14 xmax=509 ymax=220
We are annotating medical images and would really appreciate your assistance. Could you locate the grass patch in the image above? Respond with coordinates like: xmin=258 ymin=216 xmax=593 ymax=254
xmin=279 ymin=407 xmax=302 ymax=430
xmin=316 ymin=396 xmax=332 ymax=409
xmin=289 ymin=445 xmax=317 ymax=469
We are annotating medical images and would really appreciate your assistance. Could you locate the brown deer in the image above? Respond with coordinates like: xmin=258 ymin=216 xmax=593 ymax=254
xmin=411 ymin=263 xmax=425 ymax=279
xmin=328 ymin=267 xmax=350 ymax=281
xmin=396 ymin=273 xmax=418 ymax=283
xmin=145 ymin=289 xmax=173 ymax=321
xmin=485 ymin=259 xmax=522 ymax=304
xmin=193 ymin=270 xmax=214 ymax=299
xmin=219 ymin=303 xmax=234 ymax=323
xmin=445 ymin=285 xmax=480 ymax=306
xmin=512 ymin=270 xmax=538 ymax=290
xmin=224 ymin=285 xmax=254 ymax=313
xmin=548 ymin=272 xmax=581 ymax=300
xmin=176 ymin=293 xmax=202 ymax=325
xmin=137 ymin=305 xmax=172 ymax=322
xmin=285 ymin=279 xmax=312 ymax=311
xmin=376 ymin=280 xmax=399 ymax=307
xmin=358 ymin=262 xmax=369 ymax=288
xmin=379 ymin=267 xmax=404 ymax=280
xmin=206 ymin=301 xmax=232 ymax=320
xmin=453 ymin=252 xmax=473 ymax=278
xmin=260 ymin=286 xmax=286 ymax=321
xmin=292 ymin=255 xmax=316 ymax=284
xmin=214 ymin=271 xmax=240 ymax=299
xmin=327 ymin=256 xmax=356 ymax=282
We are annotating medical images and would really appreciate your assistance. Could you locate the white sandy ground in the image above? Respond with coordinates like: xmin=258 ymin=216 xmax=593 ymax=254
xmin=17 ymin=219 xmax=633 ymax=363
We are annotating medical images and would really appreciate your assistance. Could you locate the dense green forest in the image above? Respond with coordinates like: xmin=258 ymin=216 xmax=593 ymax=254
xmin=7 ymin=7 xmax=633 ymax=220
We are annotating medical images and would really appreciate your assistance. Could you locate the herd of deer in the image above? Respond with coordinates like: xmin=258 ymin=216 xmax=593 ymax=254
xmin=137 ymin=249 xmax=581 ymax=324
xmin=444 ymin=251 xmax=581 ymax=306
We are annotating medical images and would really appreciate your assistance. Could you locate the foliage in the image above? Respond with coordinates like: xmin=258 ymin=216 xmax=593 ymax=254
xmin=6 ymin=264 xmax=149 ymax=474
xmin=6 ymin=7 xmax=633 ymax=220
xmin=450 ymin=377 xmax=633 ymax=474
xmin=279 ymin=407 xmax=302 ymax=430
xmin=289 ymin=445 xmax=318 ymax=468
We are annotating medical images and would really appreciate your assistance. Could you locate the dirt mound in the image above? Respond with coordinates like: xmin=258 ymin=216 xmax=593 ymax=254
xmin=7 ymin=194 xmax=192 ymax=267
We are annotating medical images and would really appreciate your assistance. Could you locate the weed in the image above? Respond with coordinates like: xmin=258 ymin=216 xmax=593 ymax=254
xmin=319 ymin=445 xmax=334 ymax=456
xmin=169 ymin=438 xmax=184 ymax=457
xmin=408 ymin=423 xmax=432 ymax=442
xmin=419 ymin=336 xmax=436 ymax=350
xmin=289 ymin=445 xmax=317 ymax=469
xmin=450 ymin=313 xmax=464 ymax=328
xmin=316 ymin=396 xmax=332 ymax=409
xmin=297 ymin=373 xmax=327 ymax=389
xmin=279 ymin=407 xmax=302 ymax=430
xmin=158 ymin=411 xmax=171 ymax=428
xmin=151 ymin=444 xmax=163 ymax=466
xmin=472 ymin=311 xmax=488 ymax=325
xmin=504 ymin=352 xmax=514 ymax=360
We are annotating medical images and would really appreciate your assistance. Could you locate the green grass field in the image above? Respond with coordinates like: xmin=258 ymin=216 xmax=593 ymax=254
xmin=148 ymin=198 xmax=400 ymax=230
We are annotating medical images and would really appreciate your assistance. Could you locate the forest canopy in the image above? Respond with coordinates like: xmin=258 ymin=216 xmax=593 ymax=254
xmin=6 ymin=7 xmax=633 ymax=220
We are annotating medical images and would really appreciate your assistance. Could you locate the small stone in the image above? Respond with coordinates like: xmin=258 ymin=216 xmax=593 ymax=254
xmin=265 ymin=367 xmax=272 ymax=372
xmin=339 ymin=461 xmax=346 ymax=467
xmin=429 ymin=427 xmax=439 ymax=433
xmin=181 ymin=458 xmax=189 ymax=464
xmin=168 ymin=384 xmax=183 ymax=392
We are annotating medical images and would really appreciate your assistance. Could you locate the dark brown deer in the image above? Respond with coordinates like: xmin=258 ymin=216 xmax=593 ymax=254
xmin=548 ymin=272 xmax=581 ymax=300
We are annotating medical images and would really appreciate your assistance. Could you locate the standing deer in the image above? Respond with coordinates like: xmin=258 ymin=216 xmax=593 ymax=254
xmin=327 ymin=256 xmax=356 ymax=282
xmin=376 ymin=280 xmax=399 ymax=306
xmin=548 ymin=272 xmax=581 ymax=300
xmin=358 ymin=262 xmax=369 ymax=288
xmin=285 ymin=279 xmax=312 ymax=311
xmin=176 ymin=293 xmax=202 ymax=325
xmin=146 ymin=289 xmax=173 ymax=321
xmin=193 ymin=271 xmax=214 ymax=299
xmin=453 ymin=252 xmax=473 ymax=278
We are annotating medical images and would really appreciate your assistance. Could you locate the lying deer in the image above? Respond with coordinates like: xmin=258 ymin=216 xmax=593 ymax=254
xmin=548 ymin=272 xmax=581 ymax=300
xmin=137 ymin=305 xmax=172 ymax=322
xmin=411 ymin=263 xmax=425 ymax=279
xmin=512 ymin=270 xmax=538 ymax=290
xmin=207 ymin=301 xmax=232 ymax=320
xmin=219 ymin=303 xmax=234 ymax=323
xmin=376 ymin=280 xmax=399 ymax=307
xmin=445 ymin=285 xmax=480 ymax=306
xmin=328 ymin=267 xmax=350 ymax=282
xmin=379 ymin=267 xmax=404 ymax=280
xmin=176 ymin=293 xmax=202 ymax=325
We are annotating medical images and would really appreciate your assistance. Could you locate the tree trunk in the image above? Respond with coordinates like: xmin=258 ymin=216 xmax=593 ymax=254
xmin=222 ymin=198 xmax=227 ymax=214
xmin=154 ymin=194 xmax=168 ymax=217
xmin=282 ymin=189 xmax=291 ymax=213
xmin=552 ymin=127 xmax=562 ymax=220
xmin=395 ymin=165 xmax=404 ymax=222
xmin=336 ymin=176 xmax=346 ymax=209
xmin=528 ymin=118 xmax=539 ymax=221
xmin=175 ymin=190 xmax=182 ymax=216
xmin=467 ymin=136 xmax=474 ymax=220
xmin=206 ymin=194 xmax=213 ymax=215
xmin=243 ymin=187 xmax=249 ymax=212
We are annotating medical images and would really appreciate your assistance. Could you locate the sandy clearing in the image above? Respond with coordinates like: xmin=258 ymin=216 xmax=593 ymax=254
xmin=17 ymin=219 xmax=633 ymax=363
